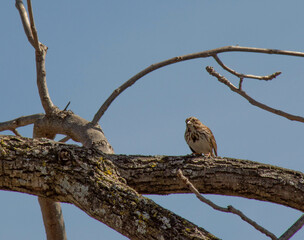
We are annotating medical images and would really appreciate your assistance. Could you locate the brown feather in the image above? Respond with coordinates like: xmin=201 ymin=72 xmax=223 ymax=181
xmin=184 ymin=116 xmax=217 ymax=157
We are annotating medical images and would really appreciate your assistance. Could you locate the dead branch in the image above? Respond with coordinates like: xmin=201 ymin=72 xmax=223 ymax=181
xmin=279 ymin=215 xmax=304 ymax=240
xmin=177 ymin=169 xmax=277 ymax=240
xmin=213 ymin=54 xmax=281 ymax=80
xmin=92 ymin=46 xmax=304 ymax=124
xmin=38 ymin=197 xmax=67 ymax=240
xmin=15 ymin=0 xmax=55 ymax=115
xmin=206 ymin=66 xmax=304 ymax=123
xmin=0 ymin=114 xmax=44 ymax=132
xmin=15 ymin=0 xmax=34 ymax=46
xmin=26 ymin=0 xmax=39 ymax=50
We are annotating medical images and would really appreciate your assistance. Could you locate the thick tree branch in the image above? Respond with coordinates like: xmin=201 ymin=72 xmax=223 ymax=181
xmin=92 ymin=46 xmax=304 ymax=124
xmin=34 ymin=126 xmax=68 ymax=240
xmin=206 ymin=66 xmax=304 ymax=123
xmin=177 ymin=170 xmax=277 ymax=240
xmin=33 ymin=111 xmax=114 ymax=153
xmin=38 ymin=197 xmax=67 ymax=240
xmin=110 ymin=154 xmax=304 ymax=212
xmin=0 ymin=136 xmax=218 ymax=240
xmin=1 ymin=136 xmax=303 ymax=212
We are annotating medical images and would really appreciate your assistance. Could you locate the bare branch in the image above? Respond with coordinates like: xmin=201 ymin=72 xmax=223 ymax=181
xmin=279 ymin=215 xmax=304 ymax=240
xmin=38 ymin=197 xmax=67 ymax=240
xmin=92 ymin=46 xmax=304 ymax=124
xmin=33 ymin=112 xmax=114 ymax=153
xmin=213 ymin=54 xmax=281 ymax=81
xmin=15 ymin=0 xmax=34 ymax=47
xmin=238 ymin=77 xmax=244 ymax=90
xmin=63 ymin=101 xmax=71 ymax=111
xmin=35 ymin=44 xmax=56 ymax=115
xmin=0 ymin=113 xmax=44 ymax=132
xmin=26 ymin=0 xmax=40 ymax=51
xmin=15 ymin=0 xmax=56 ymax=114
xmin=59 ymin=136 xmax=70 ymax=143
xmin=206 ymin=66 xmax=304 ymax=123
xmin=177 ymin=170 xmax=278 ymax=240
xmin=11 ymin=129 xmax=22 ymax=137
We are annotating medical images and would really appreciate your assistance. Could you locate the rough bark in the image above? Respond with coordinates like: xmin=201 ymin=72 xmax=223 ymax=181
xmin=111 ymin=155 xmax=304 ymax=212
xmin=0 ymin=135 xmax=217 ymax=239
xmin=1 ymin=135 xmax=304 ymax=239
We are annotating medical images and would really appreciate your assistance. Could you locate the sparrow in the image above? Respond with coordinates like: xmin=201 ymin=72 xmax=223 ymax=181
xmin=184 ymin=116 xmax=217 ymax=157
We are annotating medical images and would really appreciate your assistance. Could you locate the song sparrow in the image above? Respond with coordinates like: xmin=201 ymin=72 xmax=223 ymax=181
xmin=184 ymin=116 xmax=217 ymax=157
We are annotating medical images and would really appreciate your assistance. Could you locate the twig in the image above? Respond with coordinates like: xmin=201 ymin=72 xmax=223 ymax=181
xmin=279 ymin=214 xmax=304 ymax=240
xmin=213 ymin=54 xmax=281 ymax=81
xmin=15 ymin=0 xmax=55 ymax=115
xmin=15 ymin=0 xmax=34 ymax=47
xmin=92 ymin=46 xmax=304 ymax=124
xmin=59 ymin=136 xmax=70 ymax=143
xmin=239 ymin=78 xmax=244 ymax=90
xmin=177 ymin=169 xmax=278 ymax=240
xmin=11 ymin=129 xmax=22 ymax=137
xmin=26 ymin=0 xmax=40 ymax=51
xmin=63 ymin=101 xmax=71 ymax=111
xmin=0 ymin=114 xmax=44 ymax=133
xmin=206 ymin=66 xmax=304 ymax=123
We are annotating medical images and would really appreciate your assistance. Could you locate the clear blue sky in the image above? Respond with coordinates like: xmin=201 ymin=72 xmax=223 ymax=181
xmin=1 ymin=1 xmax=304 ymax=239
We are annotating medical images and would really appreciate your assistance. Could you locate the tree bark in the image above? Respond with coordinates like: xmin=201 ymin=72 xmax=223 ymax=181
xmin=0 ymin=135 xmax=218 ymax=239
xmin=111 ymin=154 xmax=304 ymax=212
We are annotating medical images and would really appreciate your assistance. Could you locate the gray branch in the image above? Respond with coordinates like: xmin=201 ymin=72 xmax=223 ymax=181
xmin=206 ymin=66 xmax=304 ymax=123
xmin=177 ymin=169 xmax=277 ymax=240
xmin=92 ymin=46 xmax=304 ymax=124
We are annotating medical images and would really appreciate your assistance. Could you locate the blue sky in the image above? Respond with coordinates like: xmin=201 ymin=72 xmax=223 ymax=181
xmin=1 ymin=1 xmax=304 ymax=239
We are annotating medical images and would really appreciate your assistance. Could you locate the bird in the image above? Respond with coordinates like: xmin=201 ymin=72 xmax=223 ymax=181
xmin=184 ymin=116 xmax=217 ymax=157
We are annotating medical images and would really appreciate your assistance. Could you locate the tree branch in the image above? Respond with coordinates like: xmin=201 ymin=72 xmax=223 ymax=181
xmin=15 ymin=0 xmax=55 ymax=115
xmin=0 ymin=114 xmax=44 ymax=132
xmin=38 ymin=197 xmax=67 ymax=240
xmin=279 ymin=215 xmax=304 ymax=240
xmin=206 ymin=66 xmax=304 ymax=123
xmin=15 ymin=0 xmax=34 ymax=47
xmin=26 ymin=0 xmax=39 ymax=50
xmin=34 ymin=124 xmax=68 ymax=240
xmin=110 ymin=154 xmax=304 ymax=212
xmin=1 ymin=136 xmax=303 ymax=212
xmin=213 ymin=54 xmax=281 ymax=81
xmin=0 ymin=135 xmax=218 ymax=240
xmin=177 ymin=169 xmax=277 ymax=240
xmin=92 ymin=46 xmax=304 ymax=124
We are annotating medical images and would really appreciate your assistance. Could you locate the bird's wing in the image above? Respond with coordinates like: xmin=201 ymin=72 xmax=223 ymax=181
xmin=211 ymin=135 xmax=217 ymax=156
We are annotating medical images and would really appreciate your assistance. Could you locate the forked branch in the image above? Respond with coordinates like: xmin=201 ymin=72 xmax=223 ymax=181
xmin=206 ymin=66 xmax=304 ymax=123
xmin=15 ymin=0 xmax=55 ymax=114
xmin=212 ymin=54 xmax=281 ymax=81
xmin=93 ymin=46 xmax=304 ymax=124
xmin=178 ymin=169 xmax=304 ymax=240
xmin=177 ymin=170 xmax=277 ymax=240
